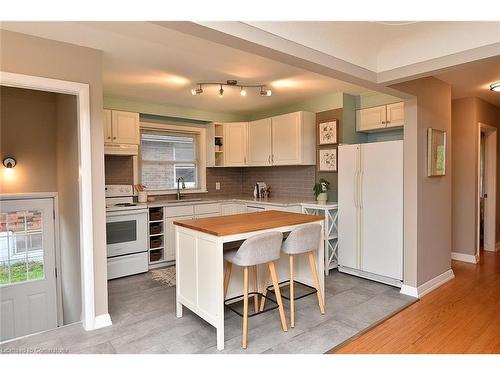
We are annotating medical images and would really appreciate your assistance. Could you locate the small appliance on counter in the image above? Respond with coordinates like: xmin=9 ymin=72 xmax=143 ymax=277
xmin=105 ymin=184 xmax=149 ymax=279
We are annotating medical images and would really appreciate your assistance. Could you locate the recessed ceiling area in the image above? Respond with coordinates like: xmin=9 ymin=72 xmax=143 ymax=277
xmin=435 ymin=56 xmax=500 ymax=107
xmin=0 ymin=21 xmax=374 ymax=116
xmin=243 ymin=21 xmax=500 ymax=73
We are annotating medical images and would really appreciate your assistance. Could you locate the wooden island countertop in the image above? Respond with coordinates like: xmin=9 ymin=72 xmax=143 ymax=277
xmin=173 ymin=210 xmax=324 ymax=237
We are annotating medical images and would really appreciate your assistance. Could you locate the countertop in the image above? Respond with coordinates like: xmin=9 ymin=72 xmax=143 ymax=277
xmin=146 ymin=196 xmax=322 ymax=208
xmin=173 ymin=210 xmax=324 ymax=236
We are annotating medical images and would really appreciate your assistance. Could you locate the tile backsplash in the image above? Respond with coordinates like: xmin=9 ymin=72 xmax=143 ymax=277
xmin=205 ymin=165 xmax=316 ymax=200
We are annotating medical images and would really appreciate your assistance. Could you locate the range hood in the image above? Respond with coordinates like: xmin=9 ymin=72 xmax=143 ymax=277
xmin=104 ymin=143 xmax=138 ymax=156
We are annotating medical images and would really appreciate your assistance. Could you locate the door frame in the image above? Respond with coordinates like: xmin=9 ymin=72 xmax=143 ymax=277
xmin=0 ymin=71 xmax=97 ymax=330
xmin=477 ymin=122 xmax=497 ymax=257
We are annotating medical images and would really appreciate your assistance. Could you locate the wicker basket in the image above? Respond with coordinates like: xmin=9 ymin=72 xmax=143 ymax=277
xmin=150 ymin=250 xmax=162 ymax=262
xmin=149 ymin=211 xmax=163 ymax=221
xmin=150 ymin=238 xmax=163 ymax=249
xmin=150 ymin=224 xmax=162 ymax=235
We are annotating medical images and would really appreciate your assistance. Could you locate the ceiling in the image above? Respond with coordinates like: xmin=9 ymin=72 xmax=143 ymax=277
xmin=243 ymin=21 xmax=500 ymax=73
xmin=435 ymin=56 xmax=500 ymax=107
xmin=0 ymin=21 xmax=372 ymax=116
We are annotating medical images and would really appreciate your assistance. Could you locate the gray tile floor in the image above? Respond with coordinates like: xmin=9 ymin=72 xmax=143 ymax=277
xmin=0 ymin=269 xmax=416 ymax=354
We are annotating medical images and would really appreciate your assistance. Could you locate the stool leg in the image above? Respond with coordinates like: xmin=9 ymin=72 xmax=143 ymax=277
xmin=259 ymin=266 xmax=270 ymax=312
xmin=269 ymin=261 xmax=288 ymax=332
xmin=252 ymin=265 xmax=259 ymax=313
xmin=223 ymin=261 xmax=232 ymax=300
xmin=307 ymin=251 xmax=325 ymax=314
xmin=289 ymin=255 xmax=295 ymax=328
xmin=242 ymin=266 xmax=249 ymax=349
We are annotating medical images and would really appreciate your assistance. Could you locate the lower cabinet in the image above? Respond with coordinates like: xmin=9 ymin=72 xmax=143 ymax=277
xmin=166 ymin=215 xmax=193 ymax=262
xmin=221 ymin=203 xmax=247 ymax=215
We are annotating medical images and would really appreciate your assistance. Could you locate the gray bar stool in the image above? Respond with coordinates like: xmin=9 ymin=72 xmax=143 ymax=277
xmin=223 ymin=231 xmax=288 ymax=349
xmin=261 ymin=224 xmax=325 ymax=328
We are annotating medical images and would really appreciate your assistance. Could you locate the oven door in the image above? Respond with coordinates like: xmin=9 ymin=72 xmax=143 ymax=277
xmin=106 ymin=210 xmax=148 ymax=257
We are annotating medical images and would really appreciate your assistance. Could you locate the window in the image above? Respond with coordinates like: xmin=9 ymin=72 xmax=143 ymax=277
xmin=140 ymin=131 xmax=199 ymax=191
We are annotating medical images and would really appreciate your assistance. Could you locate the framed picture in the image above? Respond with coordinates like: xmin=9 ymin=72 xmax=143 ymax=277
xmin=427 ymin=128 xmax=447 ymax=176
xmin=318 ymin=148 xmax=337 ymax=172
xmin=318 ymin=120 xmax=338 ymax=145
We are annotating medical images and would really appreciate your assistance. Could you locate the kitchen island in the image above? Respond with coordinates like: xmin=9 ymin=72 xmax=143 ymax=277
xmin=174 ymin=210 xmax=325 ymax=350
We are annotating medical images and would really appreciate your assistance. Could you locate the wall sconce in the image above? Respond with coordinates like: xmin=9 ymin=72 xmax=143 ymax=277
xmin=3 ymin=157 xmax=17 ymax=169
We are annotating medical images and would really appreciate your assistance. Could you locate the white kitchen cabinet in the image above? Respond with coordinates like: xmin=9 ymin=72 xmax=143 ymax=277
xmin=221 ymin=203 xmax=247 ymax=215
xmin=223 ymin=122 xmax=248 ymax=166
xmin=356 ymin=105 xmax=387 ymax=132
xmin=356 ymin=102 xmax=404 ymax=132
xmin=271 ymin=111 xmax=316 ymax=165
xmin=247 ymin=118 xmax=272 ymax=166
xmin=104 ymin=109 xmax=140 ymax=145
xmin=104 ymin=109 xmax=113 ymax=143
xmin=166 ymin=215 xmax=192 ymax=261
xmin=386 ymin=102 xmax=405 ymax=128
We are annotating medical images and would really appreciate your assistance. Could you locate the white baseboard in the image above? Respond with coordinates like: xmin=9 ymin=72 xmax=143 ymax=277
xmin=86 ymin=313 xmax=112 ymax=331
xmin=400 ymin=269 xmax=455 ymax=299
xmin=451 ymin=252 xmax=478 ymax=264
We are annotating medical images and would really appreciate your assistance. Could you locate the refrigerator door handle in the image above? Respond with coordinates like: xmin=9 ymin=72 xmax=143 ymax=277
xmin=359 ymin=171 xmax=364 ymax=209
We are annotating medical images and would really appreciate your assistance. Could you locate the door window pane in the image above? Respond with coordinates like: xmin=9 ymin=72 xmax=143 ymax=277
xmin=0 ymin=210 xmax=44 ymax=286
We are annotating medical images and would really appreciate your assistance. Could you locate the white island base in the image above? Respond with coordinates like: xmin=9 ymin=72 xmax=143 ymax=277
xmin=174 ymin=211 xmax=325 ymax=350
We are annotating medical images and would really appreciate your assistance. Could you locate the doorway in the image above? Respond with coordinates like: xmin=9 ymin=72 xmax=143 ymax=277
xmin=477 ymin=123 xmax=497 ymax=257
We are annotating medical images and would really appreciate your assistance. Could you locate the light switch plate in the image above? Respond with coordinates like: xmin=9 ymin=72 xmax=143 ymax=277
xmin=215 ymin=182 xmax=221 ymax=190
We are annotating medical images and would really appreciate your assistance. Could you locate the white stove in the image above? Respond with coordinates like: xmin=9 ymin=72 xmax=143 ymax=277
xmin=105 ymin=185 xmax=148 ymax=279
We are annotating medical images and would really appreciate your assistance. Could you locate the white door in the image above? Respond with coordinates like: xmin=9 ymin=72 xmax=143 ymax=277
xmin=356 ymin=105 xmax=387 ymax=132
xmin=0 ymin=198 xmax=57 ymax=342
xmin=223 ymin=122 xmax=247 ymax=166
xmin=338 ymin=144 xmax=360 ymax=270
xmin=272 ymin=112 xmax=301 ymax=165
xmin=111 ymin=110 xmax=140 ymax=145
xmin=360 ymin=141 xmax=403 ymax=279
xmin=247 ymin=118 xmax=272 ymax=166
xmin=386 ymin=102 xmax=405 ymax=128
xmin=104 ymin=109 xmax=113 ymax=144
xmin=166 ymin=215 xmax=193 ymax=261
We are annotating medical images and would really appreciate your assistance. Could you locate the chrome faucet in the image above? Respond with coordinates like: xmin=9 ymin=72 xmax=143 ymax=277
xmin=176 ymin=177 xmax=186 ymax=200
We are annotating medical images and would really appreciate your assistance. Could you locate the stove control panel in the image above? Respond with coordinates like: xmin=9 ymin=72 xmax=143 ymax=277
xmin=105 ymin=184 xmax=133 ymax=197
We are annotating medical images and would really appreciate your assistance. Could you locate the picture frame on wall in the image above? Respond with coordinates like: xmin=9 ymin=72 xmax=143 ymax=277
xmin=318 ymin=120 xmax=338 ymax=145
xmin=427 ymin=128 xmax=447 ymax=176
xmin=318 ymin=148 xmax=337 ymax=172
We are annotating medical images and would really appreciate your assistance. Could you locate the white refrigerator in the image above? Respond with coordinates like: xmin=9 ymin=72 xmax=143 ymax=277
xmin=338 ymin=140 xmax=403 ymax=286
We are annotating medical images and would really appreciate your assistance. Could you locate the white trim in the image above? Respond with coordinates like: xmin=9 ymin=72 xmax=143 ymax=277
xmin=451 ymin=252 xmax=478 ymax=264
xmin=400 ymin=269 xmax=455 ymax=298
xmin=1 ymin=71 xmax=98 ymax=331
xmin=91 ymin=314 xmax=112 ymax=330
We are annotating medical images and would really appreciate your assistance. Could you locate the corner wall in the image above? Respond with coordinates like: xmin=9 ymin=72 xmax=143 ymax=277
xmin=1 ymin=29 xmax=108 ymax=318
xmin=452 ymin=97 xmax=500 ymax=256
xmin=392 ymin=77 xmax=452 ymax=286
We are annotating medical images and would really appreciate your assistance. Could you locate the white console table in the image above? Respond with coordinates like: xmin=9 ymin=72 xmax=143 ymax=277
xmin=301 ymin=202 xmax=338 ymax=275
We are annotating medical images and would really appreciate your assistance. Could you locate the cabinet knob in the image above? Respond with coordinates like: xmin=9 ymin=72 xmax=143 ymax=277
xmin=113 ymin=137 xmax=117 ymax=140
xmin=382 ymin=121 xmax=386 ymax=124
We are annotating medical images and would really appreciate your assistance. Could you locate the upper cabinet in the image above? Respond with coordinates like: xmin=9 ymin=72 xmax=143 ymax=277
xmin=223 ymin=122 xmax=248 ymax=166
xmin=214 ymin=111 xmax=315 ymax=167
xmin=272 ymin=111 xmax=315 ymax=165
xmin=247 ymin=118 xmax=272 ymax=166
xmin=104 ymin=109 xmax=140 ymax=145
xmin=356 ymin=102 xmax=404 ymax=132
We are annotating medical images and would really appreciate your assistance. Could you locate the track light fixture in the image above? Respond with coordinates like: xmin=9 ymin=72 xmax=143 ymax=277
xmin=190 ymin=80 xmax=272 ymax=97
xmin=490 ymin=82 xmax=500 ymax=92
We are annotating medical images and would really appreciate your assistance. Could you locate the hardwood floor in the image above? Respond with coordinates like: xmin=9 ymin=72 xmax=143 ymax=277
xmin=331 ymin=250 xmax=500 ymax=354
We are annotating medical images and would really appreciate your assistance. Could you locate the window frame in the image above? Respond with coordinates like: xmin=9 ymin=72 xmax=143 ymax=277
xmin=139 ymin=121 xmax=207 ymax=195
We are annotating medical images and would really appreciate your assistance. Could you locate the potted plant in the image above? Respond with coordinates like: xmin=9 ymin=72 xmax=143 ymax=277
xmin=313 ymin=178 xmax=330 ymax=205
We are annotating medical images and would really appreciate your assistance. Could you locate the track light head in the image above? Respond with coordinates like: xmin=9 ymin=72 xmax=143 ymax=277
xmin=260 ymin=88 xmax=272 ymax=96
xmin=219 ymin=85 xmax=224 ymax=97
xmin=240 ymin=87 xmax=247 ymax=97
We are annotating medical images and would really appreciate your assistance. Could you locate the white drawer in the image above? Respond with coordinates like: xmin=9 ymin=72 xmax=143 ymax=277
xmin=107 ymin=252 xmax=148 ymax=280
xmin=194 ymin=203 xmax=221 ymax=215
xmin=165 ymin=205 xmax=194 ymax=217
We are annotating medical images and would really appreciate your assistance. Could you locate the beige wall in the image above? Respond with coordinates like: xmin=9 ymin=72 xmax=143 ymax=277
xmin=1 ymin=30 xmax=108 ymax=317
xmin=452 ymin=97 xmax=500 ymax=256
xmin=0 ymin=87 xmax=58 ymax=193
xmin=56 ymin=94 xmax=81 ymax=324
xmin=392 ymin=77 xmax=453 ymax=286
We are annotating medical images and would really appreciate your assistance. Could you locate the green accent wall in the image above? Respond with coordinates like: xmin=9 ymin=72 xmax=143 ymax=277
xmin=104 ymin=95 xmax=246 ymax=123
xmin=247 ymin=92 xmax=344 ymax=121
